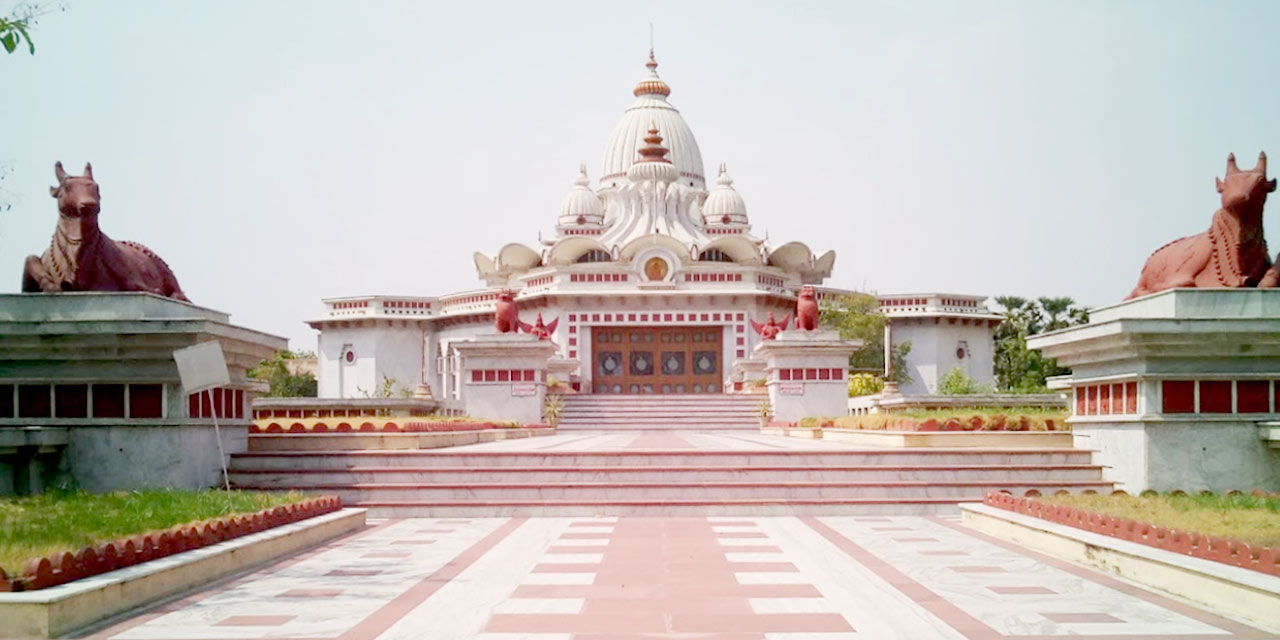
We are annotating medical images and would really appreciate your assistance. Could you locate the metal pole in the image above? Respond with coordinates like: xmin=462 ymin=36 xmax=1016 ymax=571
xmin=206 ymin=387 xmax=231 ymax=491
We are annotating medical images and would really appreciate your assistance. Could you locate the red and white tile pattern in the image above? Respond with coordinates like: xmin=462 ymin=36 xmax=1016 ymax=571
xmin=89 ymin=516 xmax=1276 ymax=640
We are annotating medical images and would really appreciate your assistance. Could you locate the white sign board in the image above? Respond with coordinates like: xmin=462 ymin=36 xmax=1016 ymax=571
xmin=174 ymin=341 xmax=231 ymax=394
xmin=779 ymin=382 xmax=805 ymax=396
xmin=511 ymin=384 xmax=537 ymax=397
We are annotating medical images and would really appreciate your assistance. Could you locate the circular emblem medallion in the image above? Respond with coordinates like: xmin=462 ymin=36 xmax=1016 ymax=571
xmin=643 ymin=257 xmax=669 ymax=281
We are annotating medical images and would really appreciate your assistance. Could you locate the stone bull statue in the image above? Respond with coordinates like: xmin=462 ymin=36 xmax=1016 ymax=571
xmin=22 ymin=162 xmax=188 ymax=301
xmin=1129 ymin=152 xmax=1280 ymax=299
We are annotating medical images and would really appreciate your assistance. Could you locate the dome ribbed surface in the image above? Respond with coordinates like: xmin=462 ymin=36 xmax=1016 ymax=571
xmin=600 ymin=54 xmax=705 ymax=191
xmin=703 ymin=164 xmax=748 ymax=224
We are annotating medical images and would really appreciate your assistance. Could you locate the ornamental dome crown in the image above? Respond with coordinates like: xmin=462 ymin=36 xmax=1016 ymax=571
xmin=600 ymin=51 xmax=706 ymax=192
xmin=702 ymin=163 xmax=748 ymax=226
xmin=627 ymin=124 xmax=678 ymax=183
xmin=558 ymin=165 xmax=603 ymax=226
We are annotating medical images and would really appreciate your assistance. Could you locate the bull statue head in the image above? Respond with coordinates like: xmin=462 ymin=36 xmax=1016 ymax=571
xmin=1216 ymin=152 xmax=1276 ymax=213
xmin=49 ymin=161 xmax=101 ymax=246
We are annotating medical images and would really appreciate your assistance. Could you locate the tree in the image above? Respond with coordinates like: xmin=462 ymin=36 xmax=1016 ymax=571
xmin=819 ymin=292 xmax=912 ymax=385
xmin=992 ymin=296 xmax=1089 ymax=392
xmin=1 ymin=3 xmax=48 ymax=56
xmin=248 ymin=350 xmax=318 ymax=397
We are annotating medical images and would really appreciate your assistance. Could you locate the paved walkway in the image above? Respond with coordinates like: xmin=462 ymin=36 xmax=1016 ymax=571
xmin=85 ymin=514 xmax=1277 ymax=640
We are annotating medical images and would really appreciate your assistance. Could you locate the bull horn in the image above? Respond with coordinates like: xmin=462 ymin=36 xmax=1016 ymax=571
xmin=1255 ymin=152 xmax=1267 ymax=175
xmin=1227 ymin=153 xmax=1239 ymax=174
xmin=83 ymin=163 xmax=93 ymax=180
xmin=54 ymin=161 xmax=67 ymax=183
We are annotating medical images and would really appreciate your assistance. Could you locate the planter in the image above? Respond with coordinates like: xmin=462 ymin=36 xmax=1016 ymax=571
xmin=0 ymin=496 xmax=342 ymax=592
xmin=981 ymin=491 xmax=1280 ymax=577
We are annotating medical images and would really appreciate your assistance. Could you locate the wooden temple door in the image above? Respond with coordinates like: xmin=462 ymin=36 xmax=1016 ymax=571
xmin=592 ymin=326 xmax=723 ymax=394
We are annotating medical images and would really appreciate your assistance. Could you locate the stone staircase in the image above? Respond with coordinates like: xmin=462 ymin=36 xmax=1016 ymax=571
xmin=556 ymin=394 xmax=762 ymax=431
xmin=228 ymin=443 xmax=1112 ymax=517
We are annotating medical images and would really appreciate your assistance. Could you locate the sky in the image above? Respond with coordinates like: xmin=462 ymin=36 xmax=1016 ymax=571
xmin=4 ymin=0 xmax=1280 ymax=350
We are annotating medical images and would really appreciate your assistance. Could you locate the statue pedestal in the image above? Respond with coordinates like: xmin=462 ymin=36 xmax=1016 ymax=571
xmin=1029 ymin=289 xmax=1280 ymax=492
xmin=730 ymin=357 xmax=768 ymax=393
xmin=0 ymin=293 xmax=285 ymax=493
xmin=547 ymin=356 xmax=579 ymax=392
xmin=754 ymin=330 xmax=862 ymax=423
xmin=454 ymin=334 xmax=556 ymax=424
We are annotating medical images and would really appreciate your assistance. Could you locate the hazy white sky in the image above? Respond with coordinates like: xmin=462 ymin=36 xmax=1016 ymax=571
xmin=4 ymin=1 xmax=1280 ymax=349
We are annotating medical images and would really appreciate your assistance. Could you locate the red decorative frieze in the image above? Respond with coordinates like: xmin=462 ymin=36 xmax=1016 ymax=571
xmin=188 ymin=388 xmax=244 ymax=419
xmin=1200 ymin=380 xmax=1232 ymax=413
xmin=470 ymin=369 xmax=537 ymax=383
xmin=777 ymin=368 xmax=844 ymax=381
xmin=1238 ymin=380 xmax=1270 ymax=413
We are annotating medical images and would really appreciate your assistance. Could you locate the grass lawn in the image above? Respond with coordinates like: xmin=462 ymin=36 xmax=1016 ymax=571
xmin=1043 ymin=492 xmax=1280 ymax=548
xmin=0 ymin=489 xmax=309 ymax=576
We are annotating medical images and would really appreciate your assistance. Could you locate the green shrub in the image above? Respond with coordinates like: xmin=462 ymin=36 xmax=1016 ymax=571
xmin=847 ymin=373 xmax=884 ymax=397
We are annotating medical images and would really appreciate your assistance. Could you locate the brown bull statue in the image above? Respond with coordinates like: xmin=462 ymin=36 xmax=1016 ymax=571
xmin=23 ymin=162 xmax=189 ymax=301
xmin=1129 ymin=152 xmax=1280 ymax=299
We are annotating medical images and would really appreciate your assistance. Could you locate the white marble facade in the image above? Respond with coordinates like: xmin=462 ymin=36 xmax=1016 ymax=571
xmin=309 ymin=53 xmax=997 ymax=400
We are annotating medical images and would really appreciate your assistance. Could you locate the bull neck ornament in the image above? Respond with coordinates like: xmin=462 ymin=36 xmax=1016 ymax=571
xmin=1129 ymin=152 xmax=1280 ymax=298
xmin=22 ymin=162 xmax=188 ymax=301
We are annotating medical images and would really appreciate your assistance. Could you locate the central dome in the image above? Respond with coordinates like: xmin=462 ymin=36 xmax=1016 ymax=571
xmin=599 ymin=52 xmax=706 ymax=192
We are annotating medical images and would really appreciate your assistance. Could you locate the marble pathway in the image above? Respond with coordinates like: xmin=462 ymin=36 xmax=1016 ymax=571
xmin=81 ymin=515 xmax=1278 ymax=640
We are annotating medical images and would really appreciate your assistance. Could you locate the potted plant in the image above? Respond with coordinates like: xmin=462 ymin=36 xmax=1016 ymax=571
xmin=543 ymin=392 xmax=565 ymax=428
xmin=757 ymin=397 xmax=773 ymax=428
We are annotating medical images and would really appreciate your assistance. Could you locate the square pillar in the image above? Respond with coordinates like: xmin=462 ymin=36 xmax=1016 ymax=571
xmin=1029 ymin=290 xmax=1280 ymax=492
xmin=754 ymin=330 xmax=863 ymax=423
xmin=453 ymin=334 xmax=556 ymax=424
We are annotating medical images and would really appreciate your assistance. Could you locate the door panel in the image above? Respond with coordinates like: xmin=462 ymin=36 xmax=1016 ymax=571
xmin=592 ymin=326 xmax=722 ymax=394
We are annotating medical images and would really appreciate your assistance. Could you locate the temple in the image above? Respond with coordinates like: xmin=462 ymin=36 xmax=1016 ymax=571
xmin=309 ymin=52 xmax=997 ymax=398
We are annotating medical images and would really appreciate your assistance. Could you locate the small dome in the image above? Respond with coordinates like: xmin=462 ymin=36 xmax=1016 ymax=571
xmin=559 ymin=165 xmax=603 ymax=226
xmin=702 ymin=164 xmax=748 ymax=226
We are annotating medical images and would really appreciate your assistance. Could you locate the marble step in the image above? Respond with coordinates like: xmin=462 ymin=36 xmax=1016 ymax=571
xmin=229 ymin=449 xmax=1094 ymax=471
xmin=230 ymin=479 xmax=1114 ymax=503
xmin=227 ymin=464 xmax=1105 ymax=486
xmin=281 ymin=498 xmax=1013 ymax=517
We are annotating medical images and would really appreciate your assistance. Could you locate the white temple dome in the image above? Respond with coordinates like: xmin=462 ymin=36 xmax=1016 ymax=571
xmin=558 ymin=165 xmax=603 ymax=226
xmin=702 ymin=163 xmax=748 ymax=226
xmin=600 ymin=51 xmax=706 ymax=192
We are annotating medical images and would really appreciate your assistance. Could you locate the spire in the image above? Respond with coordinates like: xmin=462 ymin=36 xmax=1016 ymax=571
xmin=574 ymin=163 xmax=590 ymax=187
xmin=635 ymin=123 xmax=672 ymax=164
xmin=633 ymin=49 xmax=671 ymax=98
xmin=716 ymin=162 xmax=733 ymax=187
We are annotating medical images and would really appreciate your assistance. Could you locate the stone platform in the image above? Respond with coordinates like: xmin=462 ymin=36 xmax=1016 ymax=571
xmin=229 ymin=432 xmax=1112 ymax=517
xmin=78 ymin=514 xmax=1279 ymax=639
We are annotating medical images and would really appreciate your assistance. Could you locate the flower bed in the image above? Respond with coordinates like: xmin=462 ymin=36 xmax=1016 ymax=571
xmin=983 ymin=491 xmax=1279 ymax=576
xmin=0 ymin=496 xmax=341 ymax=592
xmin=821 ymin=412 xmax=1068 ymax=432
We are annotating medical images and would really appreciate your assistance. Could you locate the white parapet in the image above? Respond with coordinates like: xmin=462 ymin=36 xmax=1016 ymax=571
xmin=1027 ymin=289 xmax=1280 ymax=492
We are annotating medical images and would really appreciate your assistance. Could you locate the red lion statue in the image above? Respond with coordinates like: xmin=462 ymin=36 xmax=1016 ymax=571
xmin=750 ymin=311 xmax=790 ymax=340
xmin=520 ymin=313 xmax=559 ymax=340
xmin=494 ymin=290 xmax=519 ymax=333
xmin=1129 ymin=152 xmax=1280 ymax=298
xmin=23 ymin=162 xmax=188 ymax=301
xmin=795 ymin=285 xmax=820 ymax=331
